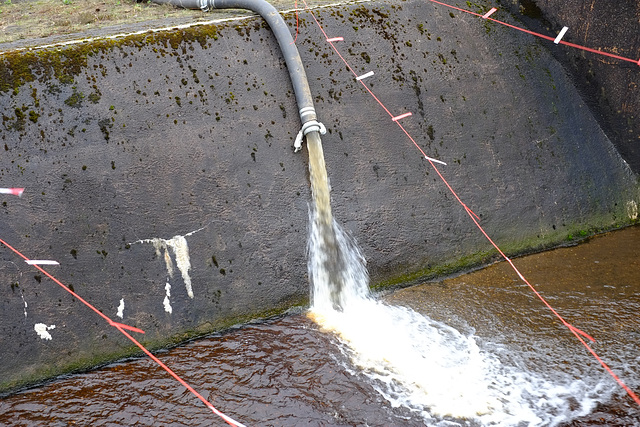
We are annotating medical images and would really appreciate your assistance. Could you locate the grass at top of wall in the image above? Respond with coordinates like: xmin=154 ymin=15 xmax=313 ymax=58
xmin=0 ymin=0 xmax=340 ymax=45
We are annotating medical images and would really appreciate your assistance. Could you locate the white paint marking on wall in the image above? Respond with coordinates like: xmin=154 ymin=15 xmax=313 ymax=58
xmin=34 ymin=323 xmax=56 ymax=340
xmin=166 ymin=235 xmax=193 ymax=298
xmin=163 ymin=282 xmax=173 ymax=314
xmin=131 ymin=227 xmax=203 ymax=299
xmin=151 ymin=238 xmax=175 ymax=278
xmin=117 ymin=298 xmax=125 ymax=319
xmin=627 ymin=200 xmax=638 ymax=220
xmin=21 ymin=291 xmax=28 ymax=318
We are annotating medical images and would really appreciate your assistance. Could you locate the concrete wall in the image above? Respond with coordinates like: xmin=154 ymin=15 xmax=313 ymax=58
xmin=1 ymin=0 xmax=638 ymax=393
xmin=502 ymin=0 xmax=640 ymax=173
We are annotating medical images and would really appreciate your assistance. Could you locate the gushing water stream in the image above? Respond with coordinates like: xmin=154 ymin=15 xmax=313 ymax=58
xmin=306 ymin=131 xmax=346 ymax=310
xmin=304 ymin=135 xmax=619 ymax=425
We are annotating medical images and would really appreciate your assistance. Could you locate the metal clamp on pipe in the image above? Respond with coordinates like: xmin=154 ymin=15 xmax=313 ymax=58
xmin=294 ymin=120 xmax=326 ymax=153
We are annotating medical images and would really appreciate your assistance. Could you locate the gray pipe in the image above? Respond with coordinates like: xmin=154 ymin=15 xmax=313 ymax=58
xmin=152 ymin=0 xmax=324 ymax=150
xmin=154 ymin=0 xmax=341 ymax=309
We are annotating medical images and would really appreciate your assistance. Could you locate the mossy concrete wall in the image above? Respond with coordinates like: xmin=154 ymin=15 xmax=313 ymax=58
xmin=502 ymin=0 xmax=640 ymax=173
xmin=0 ymin=0 xmax=638 ymax=393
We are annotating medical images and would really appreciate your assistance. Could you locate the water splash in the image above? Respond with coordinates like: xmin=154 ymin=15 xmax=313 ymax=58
xmin=307 ymin=216 xmax=369 ymax=311
xmin=304 ymin=134 xmax=614 ymax=425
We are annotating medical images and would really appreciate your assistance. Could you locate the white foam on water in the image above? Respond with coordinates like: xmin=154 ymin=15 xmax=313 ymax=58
xmin=307 ymin=219 xmax=614 ymax=426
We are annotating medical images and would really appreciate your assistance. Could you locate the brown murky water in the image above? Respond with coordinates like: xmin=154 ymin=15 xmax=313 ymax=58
xmin=0 ymin=226 xmax=638 ymax=426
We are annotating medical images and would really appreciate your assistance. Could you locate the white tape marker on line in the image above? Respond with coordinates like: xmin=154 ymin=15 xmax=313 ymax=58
xmin=392 ymin=112 xmax=412 ymax=122
xmin=356 ymin=71 xmax=375 ymax=81
xmin=425 ymin=156 xmax=447 ymax=166
xmin=554 ymin=26 xmax=568 ymax=44
xmin=26 ymin=260 xmax=60 ymax=265
xmin=326 ymin=37 xmax=343 ymax=43
xmin=0 ymin=188 xmax=24 ymax=197
xmin=482 ymin=8 xmax=497 ymax=19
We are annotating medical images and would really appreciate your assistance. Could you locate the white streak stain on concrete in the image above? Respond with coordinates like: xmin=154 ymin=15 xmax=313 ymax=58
xmin=627 ymin=200 xmax=638 ymax=220
xmin=163 ymin=282 xmax=172 ymax=314
xmin=117 ymin=298 xmax=125 ymax=319
xmin=153 ymin=239 xmax=175 ymax=278
xmin=131 ymin=227 xmax=204 ymax=299
xmin=166 ymin=235 xmax=193 ymax=298
xmin=34 ymin=323 xmax=55 ymax=340
xmin=20 ymin=290 xmax=28 ymax=318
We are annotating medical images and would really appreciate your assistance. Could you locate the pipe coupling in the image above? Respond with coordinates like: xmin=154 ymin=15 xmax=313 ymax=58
xmin=294 ymin=120 xmax=326 ymax=152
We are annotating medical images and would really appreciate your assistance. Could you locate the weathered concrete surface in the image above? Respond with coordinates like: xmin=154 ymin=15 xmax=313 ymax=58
xmin=0 ymin=0 xmax=638 ymax=393
xmin=502 ymin=0 xmax=640 ymax=173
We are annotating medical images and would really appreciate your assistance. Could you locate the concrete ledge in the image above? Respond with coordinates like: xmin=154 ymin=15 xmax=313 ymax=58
xmin=0 ymin=0 xmax=638 ymax=393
